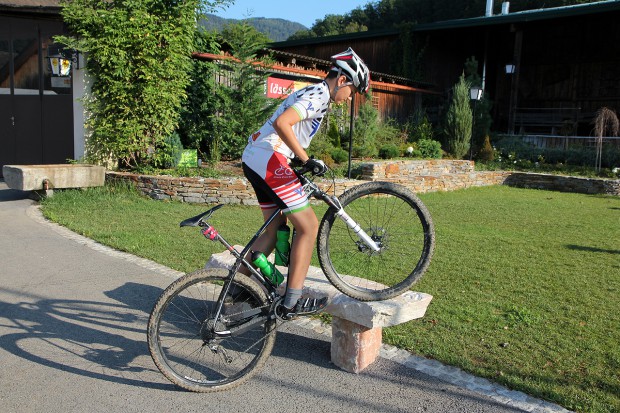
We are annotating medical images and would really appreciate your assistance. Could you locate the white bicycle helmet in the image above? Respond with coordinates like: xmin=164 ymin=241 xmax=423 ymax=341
xmin=330 ymin=47 xmax=370 ymax=94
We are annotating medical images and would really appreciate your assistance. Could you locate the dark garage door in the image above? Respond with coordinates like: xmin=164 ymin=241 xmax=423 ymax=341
xmin=0 ymin=16 xmax=74 ymax=176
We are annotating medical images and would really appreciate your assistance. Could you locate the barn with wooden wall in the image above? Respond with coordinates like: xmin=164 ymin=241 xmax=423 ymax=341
xmin=270 ymin=1 xmax=620 ymax=137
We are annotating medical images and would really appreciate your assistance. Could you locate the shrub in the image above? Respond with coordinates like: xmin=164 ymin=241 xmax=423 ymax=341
xmin=376 ymin=119 xmax=402 ymax=148
xmin=319 ymin=153 xmax=336 ymax=169
xmin=401 ymin=143 xmax=422 ymax=158
xmin=409 ymin=114 xmax=434 ymax=143
xmin=326 ymin=116 xmax=343 ymax=148
xmin=478 ymin=135 xmax=494 ymax=161
xmin=153 ymin=132 xmax=184 ymax=168
xmin=353 ymin=99 xmax=379 ymax=158
xmin=379 ymin=143 xmax=400 ymax=159
xmin=330 ymin=147 xmax=349 ymax=164
xmin=418 ymin=139 xmax=443 ymax=159
xmin=58 ymin=0 xmax=201 ymax=168
xmin=492 ymin=136 xmax=620 ymax=170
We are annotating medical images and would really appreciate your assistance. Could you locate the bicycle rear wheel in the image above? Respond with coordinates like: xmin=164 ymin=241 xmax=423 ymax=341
xmin=317 ymin=182 xmax=435 ymax=301
xmin=147 ymin=268 xmax=275 ymax=392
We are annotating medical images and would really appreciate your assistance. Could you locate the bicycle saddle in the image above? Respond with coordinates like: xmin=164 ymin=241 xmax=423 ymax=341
xmin=180 ymin=204 xmax=224 ymax=227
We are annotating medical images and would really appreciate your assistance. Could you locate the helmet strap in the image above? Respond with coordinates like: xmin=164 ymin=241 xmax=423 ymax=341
xmin=329 ymin=68 xmax=343 ymax=101
xmin=330 ymin=69 xmax=355 ymax=101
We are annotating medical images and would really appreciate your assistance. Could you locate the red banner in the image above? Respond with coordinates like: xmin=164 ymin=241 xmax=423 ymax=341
xmin=267 ymin=77 xmax=295 ymax=99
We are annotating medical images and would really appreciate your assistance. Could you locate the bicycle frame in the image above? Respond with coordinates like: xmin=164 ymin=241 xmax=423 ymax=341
xmin=191 ymin=169 xmax=382 ymax=335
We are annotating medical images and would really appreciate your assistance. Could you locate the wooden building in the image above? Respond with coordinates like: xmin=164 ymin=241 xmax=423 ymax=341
xmin=270 ymin=1 xmax=620 ymax=137
xmin=193 ymin=47 xmax=439 ymax=124
xmin=262 ymin=33 xmax=439 ymax=123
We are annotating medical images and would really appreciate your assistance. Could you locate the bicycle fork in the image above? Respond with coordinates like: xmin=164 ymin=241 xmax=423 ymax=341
xmin=318 ymin=192 xmax=381 ymax=253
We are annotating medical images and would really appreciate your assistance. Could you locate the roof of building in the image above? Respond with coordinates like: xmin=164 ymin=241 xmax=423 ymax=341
xmin=414 ymin=0 xmax=620 ymax=31
xmin=192 ymin=51 xmax=438 ymax=94
xmin=271 ymin=0 xmax=620 ymax=47
xmin=0 ymin=0 xmax=61 ymax=13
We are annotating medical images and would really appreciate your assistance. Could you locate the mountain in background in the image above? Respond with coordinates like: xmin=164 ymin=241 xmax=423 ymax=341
xmin=201 ymin=14 xmax=307 ymax=42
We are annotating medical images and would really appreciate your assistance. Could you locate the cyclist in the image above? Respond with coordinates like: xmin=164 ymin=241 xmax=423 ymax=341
xmin=241 ymin=48 xmax=370 ymax=320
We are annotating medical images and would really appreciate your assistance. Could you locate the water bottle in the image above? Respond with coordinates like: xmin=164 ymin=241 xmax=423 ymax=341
xmin=274 ymin=224 xmax=291 ymax=266
xmin=251 ymin=251 xmax=284 ymax=286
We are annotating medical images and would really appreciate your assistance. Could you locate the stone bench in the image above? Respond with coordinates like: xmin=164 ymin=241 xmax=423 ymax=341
xmin=2 ymin=164 xmax=106 ymax=196
xmin=206 ymin=248 xmax=433 ymax=373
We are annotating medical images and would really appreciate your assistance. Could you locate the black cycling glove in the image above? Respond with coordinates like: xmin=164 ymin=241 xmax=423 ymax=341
xmin=303 ymin=157 xmax=328 ymax=176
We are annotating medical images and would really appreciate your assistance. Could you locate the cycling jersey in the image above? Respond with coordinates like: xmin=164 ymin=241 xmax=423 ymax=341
xmin=242 ymin=81 xmax=331 ymax=214
xmin=246 ymin=81 xmax=331 ymax=159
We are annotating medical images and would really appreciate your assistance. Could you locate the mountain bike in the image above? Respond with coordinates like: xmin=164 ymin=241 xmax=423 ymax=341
xmin=147 ymin=163 xmax=435 ymax=392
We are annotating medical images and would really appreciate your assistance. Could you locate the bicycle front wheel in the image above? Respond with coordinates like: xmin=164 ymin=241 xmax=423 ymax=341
xmin=147 ymin=268 xmax=275 ymax=392
xmin=317 ymin=182 xmax=435 ymax=301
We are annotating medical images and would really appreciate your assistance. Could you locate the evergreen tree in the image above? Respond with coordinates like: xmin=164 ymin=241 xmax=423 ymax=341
xmin=210 ymin=22 xmax=277 ymax=160
xmin=178 ymin=29 xmax=221 ymax=159
xmin=444 ymin=73 xmax=472 ymax=159
xmin=353 ymin=98 xmax=380 ymax=158
xmin=464 ymin=56 xmax=493 ymax=156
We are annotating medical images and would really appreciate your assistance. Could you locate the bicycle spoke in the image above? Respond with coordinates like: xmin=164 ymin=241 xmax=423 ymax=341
xmin=318 ymin=182 xmax=435 ymax=301
xmin=148 ymin=269 xmax=276 ymax=392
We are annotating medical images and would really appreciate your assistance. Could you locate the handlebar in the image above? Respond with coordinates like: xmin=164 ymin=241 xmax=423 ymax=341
xmin=290 ymin=157 xmax=327 ymax=177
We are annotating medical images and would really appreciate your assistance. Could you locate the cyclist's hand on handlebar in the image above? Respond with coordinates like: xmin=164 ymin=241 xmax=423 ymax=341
xmin=303 ymin=157 xmax=328 ymax=176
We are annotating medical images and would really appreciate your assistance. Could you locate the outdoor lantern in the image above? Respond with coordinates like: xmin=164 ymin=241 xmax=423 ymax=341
xmin=48 ymin=55 xmax=71 ymax=76
xmin=47 ymin=46 xmax=72 ymax=77
xmin=470 ymin=86 xmax=483 ymax=100
xmin=505 ymin=63 xmax=516 ymax=74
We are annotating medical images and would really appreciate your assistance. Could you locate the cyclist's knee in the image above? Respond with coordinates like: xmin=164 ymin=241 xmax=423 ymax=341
xmin=289 ymin=209 xmax=318 ymax=235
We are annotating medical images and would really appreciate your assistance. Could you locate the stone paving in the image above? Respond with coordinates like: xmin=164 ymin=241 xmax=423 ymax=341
xmin=29 ymin=205 xmax=572 ymax=413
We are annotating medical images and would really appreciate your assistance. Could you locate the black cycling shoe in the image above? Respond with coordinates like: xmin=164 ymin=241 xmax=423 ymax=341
xmin=276 ymin=296 xmax=328 ymax=321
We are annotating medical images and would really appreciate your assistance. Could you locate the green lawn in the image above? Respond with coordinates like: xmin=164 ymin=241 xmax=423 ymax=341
xmin=40 ymin=183 xmax=620 ymax=412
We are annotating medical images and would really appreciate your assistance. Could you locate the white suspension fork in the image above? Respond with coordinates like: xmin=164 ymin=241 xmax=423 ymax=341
xmin=334 ymin=208 xmax=381 ymax=252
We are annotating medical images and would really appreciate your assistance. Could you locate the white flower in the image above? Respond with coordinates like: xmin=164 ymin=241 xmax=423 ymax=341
xmin=613 ymin=167 xmax=619 ymax=174
xmin=406 ymin=146 xmax=414 ymax=154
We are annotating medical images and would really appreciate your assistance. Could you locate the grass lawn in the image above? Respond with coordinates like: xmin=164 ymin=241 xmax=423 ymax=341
xmin=40 ymin=183 xmax=619 ymax=412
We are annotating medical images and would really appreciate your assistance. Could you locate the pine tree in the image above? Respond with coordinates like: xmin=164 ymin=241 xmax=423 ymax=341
xmin=444 ymin=73 xmax=472 ymax=159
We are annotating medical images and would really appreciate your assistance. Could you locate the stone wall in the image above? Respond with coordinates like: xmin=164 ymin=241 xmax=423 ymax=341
xmin=357 ymin=160 xmax=511 ymax=193
xmin=505 ymin=172 xmax=620 ymax=195
xmin=106 ymin=160 xmax=619 ymax=205
xmin=106 ymin=171 xmax=362 ymax=204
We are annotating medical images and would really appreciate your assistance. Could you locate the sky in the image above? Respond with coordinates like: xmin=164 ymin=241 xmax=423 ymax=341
xmin=212 ymin=0 xmax=371 ymax=28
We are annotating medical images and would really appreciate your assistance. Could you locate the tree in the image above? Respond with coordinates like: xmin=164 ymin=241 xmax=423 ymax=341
xmin=58 ymin=0 xmax=229 ymax=168
xmin=177 ymin=29 xmax=221 ymax=159
xmin=179 ymin=22 xmax=278 ymax=161
xmin=444 ymin=73 xmax=472 ymax=159
xmin=352 ymin=98 xmax=380 ymax=158
xmin=592 ymin=107 xmax=619 ymax=172
xmin=202 ymin=22 xmax=276 ymax=160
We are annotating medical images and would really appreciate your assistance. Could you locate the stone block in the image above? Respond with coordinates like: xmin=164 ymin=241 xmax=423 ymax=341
xmin=3 ymin=164 xmax=105 ymax=191
xmin=331 ymin=317 xmax=382 ymax=373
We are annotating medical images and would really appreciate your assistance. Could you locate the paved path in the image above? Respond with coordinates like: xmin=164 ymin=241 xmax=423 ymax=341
xmin=0 ymin=181 xmax=570 ymax=413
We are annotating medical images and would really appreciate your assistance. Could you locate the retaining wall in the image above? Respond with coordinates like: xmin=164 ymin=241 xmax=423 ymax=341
xmin=106 ymin=160 xmax=619 ymax=205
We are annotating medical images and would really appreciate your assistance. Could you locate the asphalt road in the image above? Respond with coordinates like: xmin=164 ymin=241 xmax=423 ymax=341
xmin=0 ymin=181 xmax=559 ymax=413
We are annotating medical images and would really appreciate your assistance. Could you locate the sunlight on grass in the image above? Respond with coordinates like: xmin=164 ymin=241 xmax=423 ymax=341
xmin=40 ymin=183 xmax=620 ymax=412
